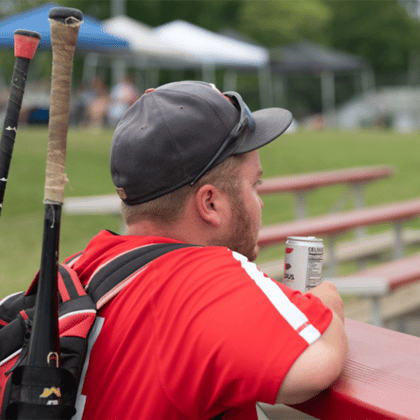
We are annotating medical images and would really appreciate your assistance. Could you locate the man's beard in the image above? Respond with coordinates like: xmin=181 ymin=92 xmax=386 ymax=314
xmin=211 ymin=195 xmax=259 ymax=262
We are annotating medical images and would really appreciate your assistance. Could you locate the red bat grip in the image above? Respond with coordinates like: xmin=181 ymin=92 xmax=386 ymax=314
xmin=14 ymin=29 xmax=41 ymax=60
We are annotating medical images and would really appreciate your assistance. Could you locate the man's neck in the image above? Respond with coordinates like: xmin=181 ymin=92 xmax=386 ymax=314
xmin=126 ymin=220 xmax=205 ymax=246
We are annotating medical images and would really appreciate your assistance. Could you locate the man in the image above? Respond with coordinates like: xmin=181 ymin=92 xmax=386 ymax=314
xmin=69 ymin=81 xmax=347 ymax=420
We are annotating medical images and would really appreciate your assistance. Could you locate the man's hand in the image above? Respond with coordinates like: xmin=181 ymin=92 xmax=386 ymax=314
xmin=305 ymin=281 xmax=345 ymax=322
xmin=277 ymin=281 xmax=348 ymax=405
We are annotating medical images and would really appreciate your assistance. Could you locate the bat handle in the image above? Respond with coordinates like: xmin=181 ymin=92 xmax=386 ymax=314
xmin=0 ymin=30 xmax=40 ymax=216
xmin=44 ymin=7 xmax=83 ymax=205
xmin=11 ymin=8 xmax=83 ymax=418
xmin=26 ymin=7 xmax=82 ymax=366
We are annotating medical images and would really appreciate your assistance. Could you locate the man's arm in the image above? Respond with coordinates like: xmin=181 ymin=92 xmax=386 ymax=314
xmin=275 ymin=281 xmax=348 ymax=405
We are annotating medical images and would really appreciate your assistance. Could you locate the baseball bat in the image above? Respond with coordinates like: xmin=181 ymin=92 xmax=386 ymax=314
xmin=7 ymin=8 xmax=83 ymax=419
xmin=0 ymin=30 xmax=41 ymax=217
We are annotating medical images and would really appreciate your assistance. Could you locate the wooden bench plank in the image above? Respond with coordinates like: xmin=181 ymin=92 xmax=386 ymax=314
xmin=326 ymin=252 xmax=420 ymax=327
xmin=330 ymin=229 xmax=420 ymax=262
xmin=257 ymin=198 xmax=420 ymax=249
xmin=257 ymin=403 xmax=316 ymax=419
xmin=344 ymin=280 xmax=420 ymax=325
xmin=327 ymin=277 xmax=389 ymax=296
xmin=63 ymin=165 xmax=394 ymax=217
xmin=259 ymin=319 xmax=420 ymax=420
xmin=340 ymin=251 xmax=420 ymax=327
xmin=340 ymin=252 xmax=420 ymax=291
xmin=64 ymin=194 xmax=121 ymax=215
xmin=257 ymin=166 xmax=394 ymax=194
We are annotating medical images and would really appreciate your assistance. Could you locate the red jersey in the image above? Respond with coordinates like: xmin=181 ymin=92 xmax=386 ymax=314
xmin=67 ymin=230 xmax=332 ymax=420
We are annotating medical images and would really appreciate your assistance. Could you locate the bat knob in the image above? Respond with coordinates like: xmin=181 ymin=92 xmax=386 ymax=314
xmin=48 ymin=7 xmax=83 ymax=23
xmin=14 ymin=29 xmax=41 ymax=40
xmin=14 ymin=30 xmax=41 ymax=60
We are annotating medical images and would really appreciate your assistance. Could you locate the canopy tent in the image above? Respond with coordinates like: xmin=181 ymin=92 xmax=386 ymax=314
xmin=154 ymin=20 xmax=269 ymax=68
xmin=269 ymin=41 xmax=374 ymax=124
xmin=0 ymin=4 xmax=129 ymax=121
xmin=0 ymin=3 xmax=129 ymax=52
xmin=153 ymin=20 xmax=271 ymax=107
xmin=98 ymin=15 xmax=199 ymax=87
xmin=84 ymin=18 xmax=270 ymax=91
xmin=270 ymin=41 xmax=368 ymax=74
xmin=102 ymin=16 xmax=197 ymax=66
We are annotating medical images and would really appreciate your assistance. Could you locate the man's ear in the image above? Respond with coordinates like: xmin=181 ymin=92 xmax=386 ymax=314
xmin=194 ymin=184 xmax=227 ymax=227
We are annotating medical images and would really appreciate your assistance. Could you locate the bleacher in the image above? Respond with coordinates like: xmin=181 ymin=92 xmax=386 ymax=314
xmin=255 ymin=167 xmax=420 ymax=419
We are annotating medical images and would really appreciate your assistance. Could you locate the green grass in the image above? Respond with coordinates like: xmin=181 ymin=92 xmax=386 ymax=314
xmin=1 ymin=126 xmax=420 ymax=295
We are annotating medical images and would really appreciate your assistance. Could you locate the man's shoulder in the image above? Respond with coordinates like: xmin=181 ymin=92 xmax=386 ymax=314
xmin=73 ymin=232 xmax=255 ymax=283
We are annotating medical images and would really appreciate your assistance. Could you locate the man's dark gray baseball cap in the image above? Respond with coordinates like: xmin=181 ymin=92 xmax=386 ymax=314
xmin=110 ymin=80 xmax=293 ymax=205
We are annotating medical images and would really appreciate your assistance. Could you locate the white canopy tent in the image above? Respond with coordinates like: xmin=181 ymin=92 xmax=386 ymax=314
xmin=154 ymin=20 xmax=269 ymax=67
xmin=84 ymin=16 xmax=199 ymax=87
xmin=153 ymin=20 xmax=272 ymax=107
xmin=103 ymin=16 xmax=198 ymax=66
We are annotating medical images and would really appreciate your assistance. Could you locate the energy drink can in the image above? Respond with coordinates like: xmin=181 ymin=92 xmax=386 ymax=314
xmin=283 ymin=236 xmax=324 ymax=292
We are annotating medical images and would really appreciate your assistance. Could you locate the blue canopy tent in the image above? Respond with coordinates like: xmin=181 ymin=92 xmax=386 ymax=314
xmin=0 ymin=4 xmax=129 ymax=124
xmin=0 ymin=3 xmax=129 ymax=52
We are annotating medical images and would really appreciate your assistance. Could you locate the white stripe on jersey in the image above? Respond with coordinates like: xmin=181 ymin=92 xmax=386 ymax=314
xmin=73 ymin=316 xmax=105 ymax=420
xmin=232 ymin=251 xmax=321 ymax=345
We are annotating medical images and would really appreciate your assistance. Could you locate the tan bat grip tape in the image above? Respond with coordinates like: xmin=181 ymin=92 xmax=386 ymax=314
xmin=44 ymin=17 xmax=81 ymax=204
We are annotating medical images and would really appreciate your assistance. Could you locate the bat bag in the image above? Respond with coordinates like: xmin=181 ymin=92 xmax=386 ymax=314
xmin=0 ymin=242 xmax=198 ymax=419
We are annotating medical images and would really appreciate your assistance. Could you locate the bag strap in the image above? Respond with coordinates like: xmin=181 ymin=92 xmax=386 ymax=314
xmin=58 ymin=264 xmax=88 ymax=302
xmin=85 ymin=242 xmax=193 ymax=308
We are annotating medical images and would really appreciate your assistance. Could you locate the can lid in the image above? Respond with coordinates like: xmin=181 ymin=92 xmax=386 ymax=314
xmin=287 ymin=236 xmax=323 ymax=242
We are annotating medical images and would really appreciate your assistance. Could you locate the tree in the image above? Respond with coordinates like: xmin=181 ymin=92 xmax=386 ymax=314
xmin=237 ymin=0 xmax=332 ymax=46
xmin=324 ymin=0 xmax=420 ymax=83
xmin=60 ymin=0 xmax=242 ymax=30
xmin=129 ymin=0 xmax=242 ymax=30
xmin=0 ymin=0 xmax=46 ymax=18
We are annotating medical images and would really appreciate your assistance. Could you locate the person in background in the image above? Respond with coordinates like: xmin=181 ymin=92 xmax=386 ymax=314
xmin=107 ymin=74 xmax=140 ymax=127
xmin=85 ymin=75 xmax=110 ymax=131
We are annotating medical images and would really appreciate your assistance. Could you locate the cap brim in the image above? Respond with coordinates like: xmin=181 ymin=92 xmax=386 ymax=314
xmin=234 ymin=108 xmax=293 ymax=154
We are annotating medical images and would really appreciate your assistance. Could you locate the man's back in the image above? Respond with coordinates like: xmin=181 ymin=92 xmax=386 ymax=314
xmin=70 ymin=230 xmax=332 ymax=420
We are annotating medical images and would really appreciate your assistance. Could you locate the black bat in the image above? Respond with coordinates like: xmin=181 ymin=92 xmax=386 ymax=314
xmin=6 ymin=7 xmax=83 ymax=419
xmin=0 ymin=30 xmax=41 ymax=217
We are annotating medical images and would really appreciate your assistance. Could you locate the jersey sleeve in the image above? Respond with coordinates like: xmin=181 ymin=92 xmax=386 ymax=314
xmin=148 ymin=246 xmax=333 ymax=418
